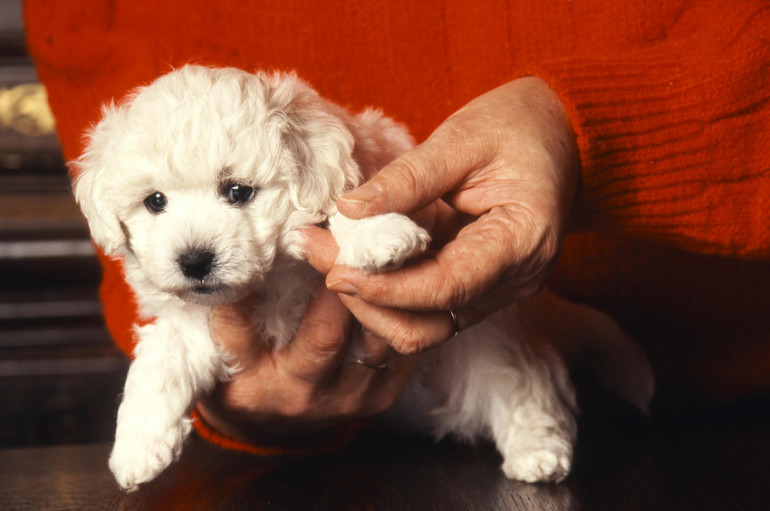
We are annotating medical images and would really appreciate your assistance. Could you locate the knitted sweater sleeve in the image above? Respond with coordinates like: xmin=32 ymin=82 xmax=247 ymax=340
xmin=526 ymin=1 xmax=770 ymax=259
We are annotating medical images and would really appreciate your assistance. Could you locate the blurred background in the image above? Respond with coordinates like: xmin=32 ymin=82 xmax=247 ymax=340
xmin=0 ymin=0 xmax=127 ymax=448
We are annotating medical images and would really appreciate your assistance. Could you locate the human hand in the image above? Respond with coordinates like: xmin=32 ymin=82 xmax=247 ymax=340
xmin=325 ymin=77 xmax=581 ymax=354
xmin=196 ymin=231 xmax=419 ymax=447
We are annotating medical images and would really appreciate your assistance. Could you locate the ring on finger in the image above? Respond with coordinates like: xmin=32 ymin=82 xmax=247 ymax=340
xmin=351 ymin=358 xmax=389 ymax=370
xmin=448 ymin=309 xmax=461 ymax=336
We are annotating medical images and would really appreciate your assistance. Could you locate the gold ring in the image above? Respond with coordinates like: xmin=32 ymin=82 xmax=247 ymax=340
xmin=352 ymin=358 xmax=389 ymax=370
xmin=448 ymin=309 xmax=461 ymax=336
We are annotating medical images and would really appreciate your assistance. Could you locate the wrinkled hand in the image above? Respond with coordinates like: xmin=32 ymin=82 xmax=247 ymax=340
xmin=196 ymin=231 xmax=418 ymax=446
xmin=325 ymin=77 xmax=581 ymax=354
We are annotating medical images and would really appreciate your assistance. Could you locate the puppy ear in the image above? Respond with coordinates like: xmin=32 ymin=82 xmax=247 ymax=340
xmin=267 ymin=74 xmax=360 ymax=218
xmin=71 ymin=106 xmax=127 ymax=255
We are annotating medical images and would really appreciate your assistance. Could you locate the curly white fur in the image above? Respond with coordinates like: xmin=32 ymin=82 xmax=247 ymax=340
xmin=73 ymin=66 xmax=653 ymax=490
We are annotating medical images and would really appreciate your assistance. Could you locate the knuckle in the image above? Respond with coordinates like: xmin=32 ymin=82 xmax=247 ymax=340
xmin=431 ymin=264 xmax=475 ymax=310
xmin=372 ymin=158 xmax=421 ymax=202
xmin=431 ymin=115 xmax=470 ymax=146
xmin=386 ymin=325 xmax=420 ymax=355
xmin=389 ymin=339 xmax=422 ymax=356
xmin=367 ymin=396 xmax=397 ymax=417
xmin=382 ymin=157 xmax=422 ymax=190
xmin=381 ymin=143 xmax=456 ymax=208
xmin=277 ymin=389 xmax=316 ymax=418
xmin=388 ymin=322 xmax=443 ymax=356
xmin=433 ymin=280 xmax=462 ymax=310
xmin=337 ymin=396 xmax=364 ymax=419
xmin=432 ymin=111 xmax=494 ymax=162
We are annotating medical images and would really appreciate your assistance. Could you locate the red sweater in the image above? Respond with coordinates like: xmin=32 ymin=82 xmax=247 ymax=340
xmin=25 ymin=0 xmax=770 ymax=406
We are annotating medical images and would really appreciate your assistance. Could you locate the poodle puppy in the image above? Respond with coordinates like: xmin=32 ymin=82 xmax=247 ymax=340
xmin=73 ymin=65 xmax=653 ymax=491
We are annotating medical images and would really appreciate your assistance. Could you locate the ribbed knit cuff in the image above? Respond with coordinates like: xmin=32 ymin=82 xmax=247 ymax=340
xmin=517 ymin=40 xmax=770 ymax=258
xmin=530 ymin=52 xmax=692 ymax=227
xmin=191 ymin=407 xmax=370 ymax=456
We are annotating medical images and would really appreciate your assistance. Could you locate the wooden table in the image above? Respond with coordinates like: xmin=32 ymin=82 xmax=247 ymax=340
xmin=1 ymin=411 xmax=768 ymax=510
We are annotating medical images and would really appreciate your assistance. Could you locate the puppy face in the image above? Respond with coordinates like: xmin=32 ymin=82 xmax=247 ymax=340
xmin=115 ymin=170 xmax=279 ymax=305
xmin=73 ymin=66 xmax=359 ymax=305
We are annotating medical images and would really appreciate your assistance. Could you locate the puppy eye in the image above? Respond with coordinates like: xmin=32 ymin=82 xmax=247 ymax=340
xmin=144 ymin=192 xmax=167 ymax=213
xmin=224 ymin=184 xmax=255 ymax=205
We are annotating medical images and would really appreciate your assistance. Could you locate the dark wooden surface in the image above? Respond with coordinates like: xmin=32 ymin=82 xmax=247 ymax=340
xmin=1 ymin=408 xmax=769 ymax=511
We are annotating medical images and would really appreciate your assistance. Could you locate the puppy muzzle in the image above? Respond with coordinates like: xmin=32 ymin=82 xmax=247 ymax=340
xmin=178 ymin=249 xmax=216 ymax=281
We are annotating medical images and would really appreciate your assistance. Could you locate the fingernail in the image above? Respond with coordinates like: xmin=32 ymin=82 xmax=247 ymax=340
xmin=327 ymin=279 xmax=358 ymax=296
xmin=339 ymin=183 xmax=380 ymax=204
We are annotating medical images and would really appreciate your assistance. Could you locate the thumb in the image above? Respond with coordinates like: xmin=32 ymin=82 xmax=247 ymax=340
xmin=299 ymin=225 xmax=339 ymax=275
xmin=337 ymin=135 xmax=465 ymax=219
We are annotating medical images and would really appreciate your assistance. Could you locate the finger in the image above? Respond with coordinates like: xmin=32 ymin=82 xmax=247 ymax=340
xmin=327 ymin=206 xmax=520 ymax=311
xmin=337 ymin=294 xmax=454 ymax=354
xmin=334 ymin=325 xmax=422 ymax=416
xmin=282 ymin=285 xmax=353 ymax=382
xmin=346 ymin=326 xmax=395 ymax=368
xmin=210 ymin=295 xmax=270 ymax=364
xmin=314 ymin=328 xmax=402 ymax=419
xmin=337 ymin=129 xmax=475 ymax=219
xmin=428 ymin=199 xmax=474 ymax=248
xmin=300 ymin=225 xmax=339 ymax=275
xmin=341 ymin=349 xmax=421 ymax=417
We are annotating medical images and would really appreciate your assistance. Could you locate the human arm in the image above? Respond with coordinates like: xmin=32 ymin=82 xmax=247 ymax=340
xmin=324 ymin=76 xmax=581 ymax=353
xmin=323 ymin=3 xmax=770 ymax=355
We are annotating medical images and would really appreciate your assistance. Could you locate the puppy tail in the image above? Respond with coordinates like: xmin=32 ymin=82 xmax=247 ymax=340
xmin=529 ymin=291 xmax=655 ymax=415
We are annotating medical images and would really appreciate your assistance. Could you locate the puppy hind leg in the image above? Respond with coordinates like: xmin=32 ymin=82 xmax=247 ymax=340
xmin=484 ymin=351 xmax=577 ymax=483
xmin=435 ymin=320 xmax=577 ymax=484
xmin=492 ymin=401 xmax=575 ymax=483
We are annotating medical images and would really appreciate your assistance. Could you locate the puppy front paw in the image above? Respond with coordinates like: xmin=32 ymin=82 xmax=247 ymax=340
xmin=109 ymin=438 xmax=164 ymax=491
xmin=333 ymin=212 xmax=430 ymax=272
xmin=109 ymin=418 xmax=192 ymax=491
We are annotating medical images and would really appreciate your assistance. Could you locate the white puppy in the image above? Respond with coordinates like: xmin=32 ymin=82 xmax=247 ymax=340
xmin=73 ymin=65 xmax=653 ymax=491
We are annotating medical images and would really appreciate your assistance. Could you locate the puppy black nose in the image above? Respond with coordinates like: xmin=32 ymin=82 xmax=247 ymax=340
xmin=178 ymin=249 xmax=215 ymax=280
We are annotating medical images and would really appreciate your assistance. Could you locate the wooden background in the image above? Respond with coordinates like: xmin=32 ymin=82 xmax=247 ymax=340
xmin=0 ymin=0 xmax=128 ymax=449
xmin=1 ymin=408 xmax=769 ymax=510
